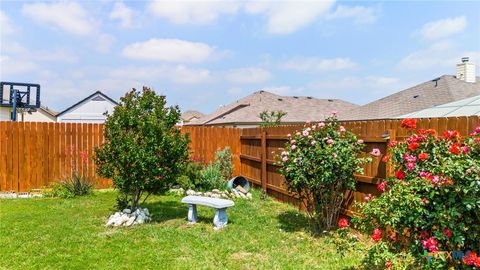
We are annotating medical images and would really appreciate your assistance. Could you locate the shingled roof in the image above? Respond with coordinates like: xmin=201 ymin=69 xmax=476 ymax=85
xmin=188 ymin=90 xmax=358 ymax=126
xmin=340 ymin=75 xmax=480 ymax=121
xmin=181 ymin=110 xmax=205 ymax=122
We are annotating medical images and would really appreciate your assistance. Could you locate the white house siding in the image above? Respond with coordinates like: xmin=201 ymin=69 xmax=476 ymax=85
xmin=57 ymin=92 xmax=117 ymax=123
xmin=0 ymin=107 xmax=10 ymax=121
xmin=19 ymin=109 xmax=56 ymax=122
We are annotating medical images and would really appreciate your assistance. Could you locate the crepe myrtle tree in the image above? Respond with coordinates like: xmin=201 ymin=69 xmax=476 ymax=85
xmin=95 ymin=87 xmax=190 ymax=211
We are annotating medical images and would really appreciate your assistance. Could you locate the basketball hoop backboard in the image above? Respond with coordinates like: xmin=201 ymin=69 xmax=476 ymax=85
xmin=0 ymin=82 xmax=41 ymax=121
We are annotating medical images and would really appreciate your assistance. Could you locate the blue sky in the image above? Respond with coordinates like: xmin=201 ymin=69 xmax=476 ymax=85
xmin=1 ymin=1 xmax=479 ymax=114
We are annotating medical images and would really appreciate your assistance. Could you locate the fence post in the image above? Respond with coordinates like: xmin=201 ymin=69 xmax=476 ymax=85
xmin=261 ymin=130 xmax=267 ymax=194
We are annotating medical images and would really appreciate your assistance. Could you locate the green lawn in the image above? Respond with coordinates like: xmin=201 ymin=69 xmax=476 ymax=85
xmin=0 ymin=189 xmax=363 ymax=269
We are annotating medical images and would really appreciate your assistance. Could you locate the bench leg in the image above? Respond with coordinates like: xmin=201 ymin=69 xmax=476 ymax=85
xmin=187 ymin=204 xmax=198 ymax=224
xmin=213 ymin=208 xmax=228 ymax=229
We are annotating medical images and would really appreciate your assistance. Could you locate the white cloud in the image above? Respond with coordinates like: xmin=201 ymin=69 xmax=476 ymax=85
xmin=148 ymin=1 xmax=240 ymax=24
xmin=224 ymin=67 xmax=272 ymax=84
xmin=398 ymin=41 xmax=480 ymax=71
xmin=0 ymin=55 xmax=37 ymax=76
xmin=33 ymin=49 xmax=78 ymax=63
xmin=0 ymin=10 xmax=14 ymax=35
xmin=110 ymin=2 xmax=135 ymax=28
xmin=280 ymin=57 xmax=357 ymax=72
xmin=244 ymin=1 xmax=335 ymax=34
xmin=418 ymin=16 xmax=467 ymax=40
xmin=22 ymin=2 xmax=96 ymax=36
xmin=326 ymin=5 xmax=378 ymax=24
xmin=109 ymin=65 xmax=212 ymax=84
xmin=122 ymin=38 xmax=214 ymax=63
xmin=96 ymin=34 xmax=115 ymax=53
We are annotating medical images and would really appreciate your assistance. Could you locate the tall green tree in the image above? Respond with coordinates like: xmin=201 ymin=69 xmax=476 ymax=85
xmin=95 ymin=87 xmax=189 ymax=211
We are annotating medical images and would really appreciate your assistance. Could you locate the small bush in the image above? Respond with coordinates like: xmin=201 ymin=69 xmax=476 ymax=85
xmin=278 ymin=114 xmax=372 ymax=232
xmin=62 ymin=173 xmax=93 ymax=196
xmin=199 ymin=163 xmax=226 ymax=191
xmin=354 ymin=120 xmax=480 ymax=269
xmin=176 ymin=148 xmax=233 ymax=191
xmin=42 ymin=174 xmax=93 ymax=198
xmin=214 ymin=147 xmax=233 ymax=180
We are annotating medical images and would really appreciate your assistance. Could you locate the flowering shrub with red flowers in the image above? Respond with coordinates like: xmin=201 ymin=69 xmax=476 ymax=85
xmin=278 ymin=114 xmax=372 ymax=233
xmin=353 ymin=119 xmax=480 ymax=269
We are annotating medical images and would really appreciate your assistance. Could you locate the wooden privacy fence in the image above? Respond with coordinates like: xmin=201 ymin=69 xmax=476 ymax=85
xmin=1 ymin=116 xmax=479 ymax=206
xmin=238 ymin=116 xmax=480 ymax=215
xmin=0 ymin=122 xmax=110 ymax=192
xmin=180 ymin=126 xmax=242 ymax=176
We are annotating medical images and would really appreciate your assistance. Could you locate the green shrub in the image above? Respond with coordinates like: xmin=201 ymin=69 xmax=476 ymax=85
xmin=353 ymin=119 xmax=480 ymax=269
xmin=199 ymin=163 xmax=226 ymax=191
xmin=214 ymin=147 xmax=233 ymax=180
xmin=42 ymin=174 xmax=93 ymax=198
xmin=278 ymin=113 xmax=372 ymax=232
xmin=62 ymin=173 xmax=93 ymax=196
xmin=94 ymin=87 xmax=190 ymax=211
xmin=42 ymin=182 xmax=75 ymax=198
xmin=175 ymin=160 xmax=204 ymax=190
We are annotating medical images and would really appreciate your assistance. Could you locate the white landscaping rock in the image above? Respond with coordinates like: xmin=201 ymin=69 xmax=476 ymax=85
xmin=106 ymin=207 xmax=151 ymax=227
xmin=186 ymin=189 xmax=195 ymax=196
xmin=246 ymin=193 xmax=253 ymax=200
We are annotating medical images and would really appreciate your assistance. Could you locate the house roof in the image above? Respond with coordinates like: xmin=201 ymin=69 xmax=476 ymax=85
xmin=399 ymin=94 xmax=480 ymax=118
xmin=57 ymin=91 xmax=118 ymax=117
xmin=340 ymin=75 xmax=480 ymax=121
xmin=181 ymin=110 xmax=205 ymax=122
xmin=188 ymin=90 xmax=359 ymax=126
xmin=39 ymin=106 xmax=57 ymax=117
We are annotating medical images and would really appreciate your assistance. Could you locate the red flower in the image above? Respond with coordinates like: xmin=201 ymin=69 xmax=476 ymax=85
xmin=394 ymin=170 xmax=406 ymax=179
xmin=418 ymin=152 xmax=429 ymax=161
xmin=388 ymin=140 xmax=397 ymax=147
xmin=443 ymin=130 xmax=459 ymax=139
xmin=449 ymin=143 xmax=461 ymax=154
xmin=443 ymin=229 xmax=452 ymax=238
xmin=372 ymin=228 xmax=382 ymax=242
xmin=401 ymin=118 xmax=417 ymax=130
xmin=385 ymin=260 xmax=392 ymax=269
xmin=463 ymin=251 xmax=479 ymax=266
xmin=421 ymin=237 xmax=438 ymax=253
xmin=426 ymin=129 xmax=436 ymax=135
xmin=443 ymin=178 xmax=453 ymax=185
xmin=382 ymin=155 xmax=390 ymax=162
xmin=408 ymin=142 xmax=420 ymax=151
xmin=338 ymin=218 xmax=349 ymax=229
xmin=377 ymin=181 xmax=387 ymax=192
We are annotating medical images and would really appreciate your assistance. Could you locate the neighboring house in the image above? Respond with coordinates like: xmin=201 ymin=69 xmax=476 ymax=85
xmin=188 ymin=90 xmax=359 ymax=128
xmin=180 ymin=110 xmax=205 ymax=126
xmin=400 ymin=95 xmax=480 ymax=118
xmin=56 ymin=91 xmax=118 ymax=123
xmin=18 ymin=106 xmax=57 ymax=122
xmin=341 ymin=58 xmax=479 ymax=121
xmin=0 ymin=101 xmax=56 ymax=122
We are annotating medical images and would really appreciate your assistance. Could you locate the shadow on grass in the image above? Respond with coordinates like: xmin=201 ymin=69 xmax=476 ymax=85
xmin=277 ymin=210 xmax=310 ymax=232
xmin=143 ymin=200 xmax=186 ymax=223
xmin=142 ymin=200 xmax=230 ymax=225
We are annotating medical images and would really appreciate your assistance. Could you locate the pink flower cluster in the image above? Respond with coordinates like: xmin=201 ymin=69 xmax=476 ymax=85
xmin=370 ymin=148 xmax=381 ymax=157
xmin=421 ymin=237 xmax=438 ymax=252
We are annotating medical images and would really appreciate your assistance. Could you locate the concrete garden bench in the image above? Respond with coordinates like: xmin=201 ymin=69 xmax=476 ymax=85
xmin=181 ymin=196 xmax=235 ymax=229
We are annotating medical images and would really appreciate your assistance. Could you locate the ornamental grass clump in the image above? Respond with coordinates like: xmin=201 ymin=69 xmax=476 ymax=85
xmin=354 ymin=119 xmax=480 ymax=269
xmin=278 ymin=113 xmax=372 ymax=233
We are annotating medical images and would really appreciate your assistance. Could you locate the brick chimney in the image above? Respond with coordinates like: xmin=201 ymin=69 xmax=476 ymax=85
xmin=456 ymin=57 xmax=476 ymax=83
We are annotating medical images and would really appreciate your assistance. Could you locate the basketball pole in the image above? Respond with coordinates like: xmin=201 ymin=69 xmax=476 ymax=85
xmin=11 ymin=88 xmax=17 ymax=121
